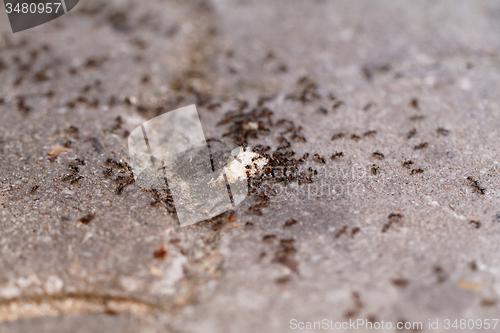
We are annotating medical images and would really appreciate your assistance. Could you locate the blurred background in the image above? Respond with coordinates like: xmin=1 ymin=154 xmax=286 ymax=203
xmin=1 ymin=0 xmax=500 ymax=332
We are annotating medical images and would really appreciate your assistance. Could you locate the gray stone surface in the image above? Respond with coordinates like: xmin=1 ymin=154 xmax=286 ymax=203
xmin=0 ymin=0 xmax=500 ymax=332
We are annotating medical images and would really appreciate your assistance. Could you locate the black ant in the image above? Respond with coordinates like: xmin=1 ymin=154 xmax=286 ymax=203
xmin=351 ymin=134 xmax=361 ymax=140
xmin=371 ymin=164 xmax=380 ymax=175
xmin=372 ymin=151 xmax=384 ymax=159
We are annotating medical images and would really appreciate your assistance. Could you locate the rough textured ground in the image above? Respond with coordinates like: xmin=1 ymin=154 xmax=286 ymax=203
xmin=1 ymin=0 xmax=500 ymax=332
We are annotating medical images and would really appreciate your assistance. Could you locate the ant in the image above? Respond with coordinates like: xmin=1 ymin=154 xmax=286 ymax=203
xmin=284 ymin=219 xmax=297 ymax=227
xmin=470 ymin=220 xmax=481 ymax=229
xmin=331 ymin=133 xmax=345 ymax=140
xmin=467 ymin=176 xmax=486 ymax=195
xmin=409 ymin=115 xmax=425 ymax=121
xmin=116 ymin=183 xmax=124 ymax=195
xmin=388 ymin=213 xmax=402 ymax=220
xmin=363 ymin=102 xmax=373 ymax=111
xmin=351 ymin=227 xmax=360 ymax=237
xmin=314 ymin=154 xmax=326 ymax=164
xmin=363 ymin=130 xmax=377 ymax=137
xmin=263 ymin=234 xmax=276 ymax=242
xmin=332 ymin=101 xmax=344 ymax=109
xmin=248 ymin=205 xmax=263 ymax=215
xmin=382 ymin=213 xmax=402 ymax=232
xmin=411 ymin=168 xmax=424 ymax=174
xmin=335 ymin=226 xmax=347 ymax=238
xmin=351 ymin=134 xmax=361 ymax=140
xmin=332 ymin=151 xmax=344 ymax=159
xmin=371 ymin=164 xmax=380 ymax=175
xmin=71 ymin=176 xmax=84 ymax=184
xmin=318 ymin=107 xmax=328 ymax=114
xmin=410 ymin=98 xmax=419 ymax=109
xmin=414 ymin=142 xmax=428 ymax=150
xmin=402 ymin=160 xmax=414 ymax=169
xmin=407 ymin=128 xmax=417 ymax=139
xmin=437 ymin=128 xmax=449 ymax=136
xmin=69 ymin=164 xmax=79 ymax=172
xmin=372 ymin=151 xmax=384 ymax=159
xmin=30 ymin=185 xmax=40 ymax=194
xmin=79 ymin=213 xmax=95 ymax=225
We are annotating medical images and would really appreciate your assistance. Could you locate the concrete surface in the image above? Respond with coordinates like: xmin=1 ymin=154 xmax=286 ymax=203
xmin=0 ymin=0 xmax=500 ymax=332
